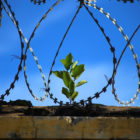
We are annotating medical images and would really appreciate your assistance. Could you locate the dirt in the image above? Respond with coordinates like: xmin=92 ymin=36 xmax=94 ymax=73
xmin=0 ymin=100 xmax=140 ymax=117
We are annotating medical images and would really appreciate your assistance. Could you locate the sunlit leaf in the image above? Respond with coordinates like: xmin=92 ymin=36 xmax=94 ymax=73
xmin=70 ymin=61 xmax=78 ymax=72
xmin=76 ymin=80 xmax=87 ymax=87
xmin=72 ymin=64 xmax=85 ymax=80
xmin=60 ymin=53 xmax=73 ymax=70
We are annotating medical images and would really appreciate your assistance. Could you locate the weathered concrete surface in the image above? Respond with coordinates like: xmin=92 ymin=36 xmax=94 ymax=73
xmin=0 ymin=116 xmax=140 ymax=139
xmin=0 ymin=104 xmax=140 ymax=139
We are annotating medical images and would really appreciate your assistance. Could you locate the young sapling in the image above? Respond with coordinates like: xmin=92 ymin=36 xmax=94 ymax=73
xmin=53 ymin=53 xmax=87 ymax=103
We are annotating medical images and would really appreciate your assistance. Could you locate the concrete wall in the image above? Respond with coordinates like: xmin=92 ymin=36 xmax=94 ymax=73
xmin=0 ymin=116 xmax=140 ymax=139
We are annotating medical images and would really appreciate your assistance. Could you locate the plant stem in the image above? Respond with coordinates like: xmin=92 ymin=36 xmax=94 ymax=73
xmin=70 ymin=98 xmax=72 ymax=105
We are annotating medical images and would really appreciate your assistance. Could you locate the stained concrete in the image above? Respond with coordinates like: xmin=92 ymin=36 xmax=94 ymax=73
xmin=0 ymin=104 xmax=140 ymax=139
xmin=0 ymin=116 xmax=140 ymax=139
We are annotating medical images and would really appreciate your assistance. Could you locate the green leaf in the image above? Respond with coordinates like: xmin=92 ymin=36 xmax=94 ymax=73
xmin=76 ymin=80 xmax=87 ymax=87
xmin=72 ymin=64 xmax=85 ymax=80
xmin=60 ymin=59 xmax=65 ymax=67
xmin=70 ymin=61 xmax=78 ymax=72
xmin=69 ymin=80 xmax=75 ymax=94
xmin=60 ymin=53 xmax=73 ymax=70
xmin=62 ymin=71 xmax=72 ymax=88
xmin=62 ymin=87 xmax=71 ymax=98
xmin=53 ymin=71 xmax=63 ymax=79
xmin=71 ymin=91 xmax=78 ymax=101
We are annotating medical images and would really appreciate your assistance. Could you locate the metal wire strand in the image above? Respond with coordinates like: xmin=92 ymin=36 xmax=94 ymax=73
xmin=23 ymin=0 xmax=62 ymax=101
xmin=47 ymin=1 xmax=83 ymax=105
xmin=86 ymin=2 xmax=140 ymax=106
xmin=0 ymin=0 xmax=24 ymax=100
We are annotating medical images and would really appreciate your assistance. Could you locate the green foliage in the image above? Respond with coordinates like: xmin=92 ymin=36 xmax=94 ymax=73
xmin=70 ymin=61 xmax=78 ymax=72
xmin=76 ymin=80 xmax=87 ymax=87
xmin=62 ymin=87 xmax=70 ymax=98
xmin=60 ymin=53 xmax=73 ymax=70
xmin=71 ymin=64 xmax=85 ymax=80
xmin=71 ymin=91 xmax=78 ymax=101
xmin=53 ymin=53 xmax=87 ymax=102
xmin=53 ymin=71 xmax=63 ymax=79
xmin=63 ymin=71 xmax=72 ymax=88
xmin=69 ymin=80 xmax=75 ymax=94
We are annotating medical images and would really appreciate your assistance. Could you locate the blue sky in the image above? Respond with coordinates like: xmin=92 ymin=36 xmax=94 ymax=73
xmin=0 ymin=0 xmax=140 ymax=106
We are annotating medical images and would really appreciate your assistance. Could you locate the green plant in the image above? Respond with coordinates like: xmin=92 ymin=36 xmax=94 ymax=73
xmin=53 ymin=53 xmax=87 ymax=103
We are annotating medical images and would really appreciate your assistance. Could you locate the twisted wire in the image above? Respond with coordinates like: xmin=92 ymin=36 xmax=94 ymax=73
xmin=46 ymin=1 xmax=83 ymax=105
xmin=86 ymin=2 xmax=140 ymax=106
xmin=23 ymin=0 xmax=62 ymax=101
xmin=1 ymin=0 xmax=62 ymax=102
xmin=83 ymin=4 xmax=116 ymax=97
xmin=113 ymin=25 xmax=140 ymax=106
xmin=2 ymin=1 xmax=47 ymax=101
xmin=0 ymin=0 xmax=24 ymax=100
xmin=0 ymin=0 xmax=139 ymax=107
xmin=47 ymin=1 xmax=140 ymax=106
xmin=46 ymin=1 xmax=117 ymax=107
xmin=30 ymin=0 xmax=46 ymax=5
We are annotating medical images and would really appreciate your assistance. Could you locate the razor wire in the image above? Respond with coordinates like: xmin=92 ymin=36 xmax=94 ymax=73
xmin=1 ymin=0 xmax=62 ymax=101
xmin=47 ymin=1 xmax=117 ymax=106
xmin=0 ymin=0 xmax=24 ymax=100
xmin=0 ymin=0 xmax=140 ymax=107
xmin=47 ymin=0 xmax=140 ymax=106
xmin=85 ymin=2 xmax=140 ymax=106
xmin=30 ymin=0 xmax=140 ymax=5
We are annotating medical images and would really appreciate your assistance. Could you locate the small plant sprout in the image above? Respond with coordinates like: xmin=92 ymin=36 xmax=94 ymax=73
xmin=53 ymin=53 xmax=87 ymax=103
